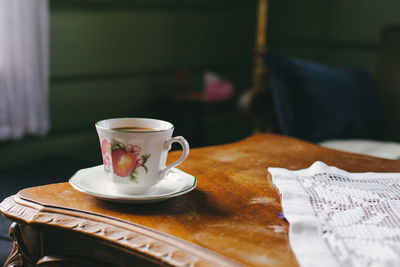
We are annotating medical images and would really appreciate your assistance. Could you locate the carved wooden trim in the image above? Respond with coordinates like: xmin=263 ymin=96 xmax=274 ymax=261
xmin=4 ymin=222 xmax=37 ymax=267
xmin=37 ymin=255 xmax=111 ymax=266
xmin=4 ymin=242 xmax=23 ymax=267
xmin=1 ymin=195 xmax=242 ymax=267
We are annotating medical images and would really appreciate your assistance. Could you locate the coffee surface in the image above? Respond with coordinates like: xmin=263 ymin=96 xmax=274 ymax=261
xmin=112 ymin=126 xmax=155 ymax=132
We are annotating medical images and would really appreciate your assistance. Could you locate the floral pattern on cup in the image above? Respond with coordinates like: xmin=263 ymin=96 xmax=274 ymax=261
xmin=101 ymin=139 xmax=151 ymax=182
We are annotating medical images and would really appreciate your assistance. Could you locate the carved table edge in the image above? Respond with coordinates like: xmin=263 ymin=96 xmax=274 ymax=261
xmin=1 ymin=195 xmax=244 ymax=267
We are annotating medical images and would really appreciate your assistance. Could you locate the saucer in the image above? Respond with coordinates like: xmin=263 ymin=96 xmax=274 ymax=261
xmin=69 ymin=165 xmax=196 ymax=204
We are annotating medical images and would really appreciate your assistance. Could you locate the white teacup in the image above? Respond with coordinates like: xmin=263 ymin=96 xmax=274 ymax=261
xmin=95 ymin=118 xmax=189 ymax=194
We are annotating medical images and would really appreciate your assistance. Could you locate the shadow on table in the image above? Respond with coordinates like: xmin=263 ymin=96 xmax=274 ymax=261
xmin=98 ymin=189 xmax=230 ymax=217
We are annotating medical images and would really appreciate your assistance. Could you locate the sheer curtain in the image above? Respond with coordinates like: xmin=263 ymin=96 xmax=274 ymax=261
xmin=0 ymin=0 xmax=49 ymax=140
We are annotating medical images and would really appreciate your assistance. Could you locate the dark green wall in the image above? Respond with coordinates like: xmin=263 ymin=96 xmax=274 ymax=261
xmin=0 ymin=0 xmax=257 ymax=170
xmin=2 ymin=0 xmax=400 ymax=171
xmin=268 ymin=0 xmax=400 ymax=74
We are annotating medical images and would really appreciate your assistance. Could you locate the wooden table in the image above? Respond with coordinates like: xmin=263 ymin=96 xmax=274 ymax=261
xmin=1 ymin=134 xmax=399 ymax=267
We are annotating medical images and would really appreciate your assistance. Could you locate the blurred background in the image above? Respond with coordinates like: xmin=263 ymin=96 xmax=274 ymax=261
xmin=1 ymin=0 xmax=400 ymax=174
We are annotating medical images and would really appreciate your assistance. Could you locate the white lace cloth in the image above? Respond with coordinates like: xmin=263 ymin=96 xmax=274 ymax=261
xmin=269 ymin=161 xmax=400 ymax=267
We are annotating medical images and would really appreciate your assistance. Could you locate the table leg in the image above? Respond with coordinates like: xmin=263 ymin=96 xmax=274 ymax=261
xmin=4 ymin=222 xmax=36 ymax=267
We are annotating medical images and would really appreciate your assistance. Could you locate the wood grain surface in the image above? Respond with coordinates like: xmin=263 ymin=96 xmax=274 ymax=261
xmin=3 ymin=134 xmax=400 ymax=267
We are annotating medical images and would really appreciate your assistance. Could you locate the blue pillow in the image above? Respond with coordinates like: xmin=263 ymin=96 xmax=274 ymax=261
xmin=264 ymin=53 xmax=384 ymax=142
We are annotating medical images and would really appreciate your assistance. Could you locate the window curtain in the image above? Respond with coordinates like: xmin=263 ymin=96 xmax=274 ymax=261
xmin=0 ymin=0 xmax=49 ymax=140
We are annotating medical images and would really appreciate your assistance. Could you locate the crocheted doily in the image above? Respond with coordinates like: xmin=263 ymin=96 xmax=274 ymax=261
xmin=269 ymin=161 xmax=400 ymax=267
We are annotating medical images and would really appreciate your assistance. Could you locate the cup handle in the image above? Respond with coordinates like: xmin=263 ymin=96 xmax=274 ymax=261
xmin=160 ymin=136 xmax=189 ymax=178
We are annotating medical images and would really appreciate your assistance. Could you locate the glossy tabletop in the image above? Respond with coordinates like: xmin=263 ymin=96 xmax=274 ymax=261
xmin=2 ymin=134 xmax=399 ymax=266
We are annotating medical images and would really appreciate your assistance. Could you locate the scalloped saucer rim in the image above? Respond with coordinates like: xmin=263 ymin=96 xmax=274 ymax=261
xmin=69 ymin=165 xmax=196 ymax=204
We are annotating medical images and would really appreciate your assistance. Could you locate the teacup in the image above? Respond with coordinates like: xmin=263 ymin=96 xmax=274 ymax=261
xmin=95 ymin=118 xmax=189 ymax=194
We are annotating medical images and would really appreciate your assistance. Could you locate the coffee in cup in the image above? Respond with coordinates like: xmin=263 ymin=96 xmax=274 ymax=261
xmin=112 ymin=126 xmax=155 ymax=132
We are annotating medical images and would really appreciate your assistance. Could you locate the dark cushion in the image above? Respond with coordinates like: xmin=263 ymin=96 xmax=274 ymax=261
xmin=265 ymin=53 xmax=384 ymax=142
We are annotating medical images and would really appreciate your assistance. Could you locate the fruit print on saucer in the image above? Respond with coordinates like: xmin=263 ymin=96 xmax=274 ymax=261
xmin=101 ymin=139 xmax=151 ymax=182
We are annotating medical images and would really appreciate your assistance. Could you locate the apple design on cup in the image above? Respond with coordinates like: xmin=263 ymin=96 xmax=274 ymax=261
xmin=101 ymin=139 xmax=150 ymax=182
xmin=111 ymin=148 xmax=137 ymax=177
